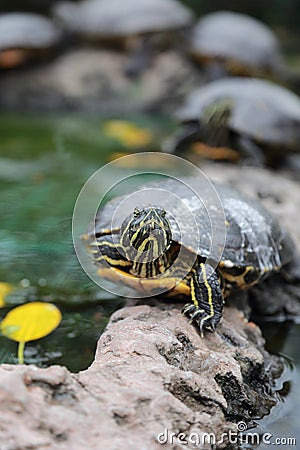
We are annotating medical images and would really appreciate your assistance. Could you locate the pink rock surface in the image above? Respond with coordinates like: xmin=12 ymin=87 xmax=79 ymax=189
xmin=0 ymin=304 xmax=282 ymax=450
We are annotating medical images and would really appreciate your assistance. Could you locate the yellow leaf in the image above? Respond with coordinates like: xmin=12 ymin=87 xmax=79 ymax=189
xmin=0 ymin=282 xmax=14 ymax=307
xmin=0 ymin=302 xmax=62 ymax=343
xmin=103 ymin=120 xmax=153 ymax=148
xmin=108 ymin=151 xmax=131 ymax=161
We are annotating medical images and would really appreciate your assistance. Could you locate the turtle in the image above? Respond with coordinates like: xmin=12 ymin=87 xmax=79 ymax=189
xmin=0 ymin=13 xmax=62 ymax=69
xmin=83 ymin=177 xmax=297 ymax=336
xmin=166 ymin=77 xmax=300 ymax=166
xmin=189 ymin=11 xmax=285 ymax=80
xmin=52 ymin=0 xmax=194 ymax=76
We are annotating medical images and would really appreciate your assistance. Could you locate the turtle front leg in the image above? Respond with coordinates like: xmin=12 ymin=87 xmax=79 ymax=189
xmin=182 ymin=263 xmax=224 ymax=337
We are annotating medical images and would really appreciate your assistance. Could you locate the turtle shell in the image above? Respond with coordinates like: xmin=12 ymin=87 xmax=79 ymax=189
xmin=0 ymin=13 xmax=61 ymax=51
xmin=190 ymin=11 xmax=283 ymax=75
xmin=177 ymin=77 xmax=300 ymax=151
xmin=87 ymin=177 xmax=294 ymax=278
xmin=53 ymin=0 xmax=194 ymax=38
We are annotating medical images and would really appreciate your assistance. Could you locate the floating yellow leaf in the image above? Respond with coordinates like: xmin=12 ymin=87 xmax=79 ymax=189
xmin=103 ymin=120 xmax=153 ymax=148
xmin=0 ymin=282 xmax=14 ymax=307
xmin=1 ymin=302 xmax=62 ymax=342
xmin=0 ymin=302 xmax=62 ymax=364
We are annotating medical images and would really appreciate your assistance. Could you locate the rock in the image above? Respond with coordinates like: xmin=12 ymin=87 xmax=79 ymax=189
xmin=0 ymin=303 xmax=284 ymax=449
xmin=0 ymin=48 xmax=202 ymax=113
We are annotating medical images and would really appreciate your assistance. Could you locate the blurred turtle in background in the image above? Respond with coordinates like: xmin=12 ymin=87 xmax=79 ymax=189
xmin=165 ymin=77 xmax=300 ymax=167
xmin=189 ymin=11 xmax=285 ymax=81
xmin=52 ymin=0 xmax=194 ymax=77
xmin=0 ymin=12 xmax=62 ymax=69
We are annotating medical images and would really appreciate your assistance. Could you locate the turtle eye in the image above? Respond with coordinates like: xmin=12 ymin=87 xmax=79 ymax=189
xmin=133 ymin=207 xmax=142 ymax=217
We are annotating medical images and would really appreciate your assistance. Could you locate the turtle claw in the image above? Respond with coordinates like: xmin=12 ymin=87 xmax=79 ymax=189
xmin=182 ymin=303 xmax=196 ymax=316
xmin=182 ymin=303 xmax=215 ymax=337
xmin=198 ymin=315 xmax=217 ymax=338
xmin=190 ymin=308 xmax=205 ymax=322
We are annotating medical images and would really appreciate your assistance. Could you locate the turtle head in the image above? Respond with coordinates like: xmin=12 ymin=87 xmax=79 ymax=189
xmin=202 ymin=97 xmax=233 ymax=128
xmin=120 ymin=207 xmax=172 ymax=261
xmin=199 ymin=97 xmax=234 ymax=147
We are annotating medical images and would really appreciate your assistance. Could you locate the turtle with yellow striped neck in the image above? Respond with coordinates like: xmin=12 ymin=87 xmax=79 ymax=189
xmin=84 ymin=178 xmax=297 ymax=336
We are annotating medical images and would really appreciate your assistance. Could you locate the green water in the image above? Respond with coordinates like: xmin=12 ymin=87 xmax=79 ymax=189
xmin=0 ymin=115 xmax=108 ymax=295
